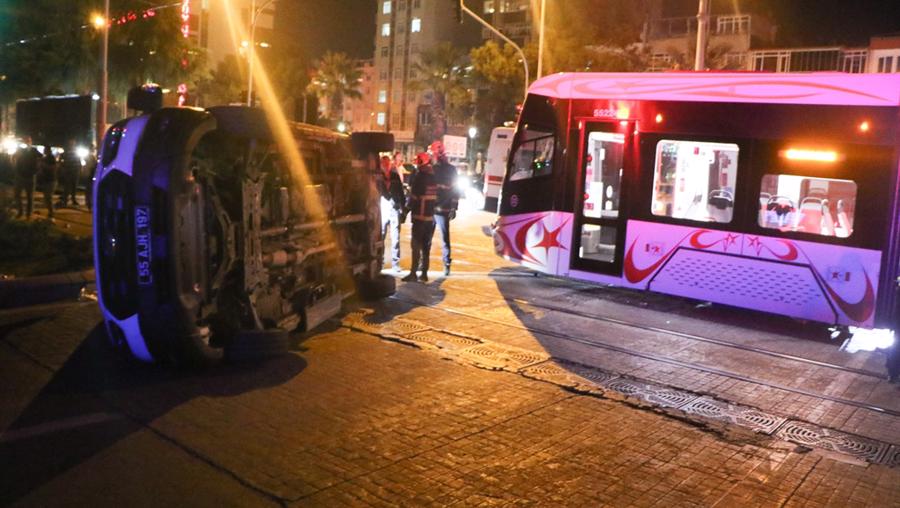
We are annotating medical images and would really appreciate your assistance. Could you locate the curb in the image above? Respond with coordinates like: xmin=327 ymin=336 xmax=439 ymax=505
xmin=0 ymin=269 xmax=95 ymax=309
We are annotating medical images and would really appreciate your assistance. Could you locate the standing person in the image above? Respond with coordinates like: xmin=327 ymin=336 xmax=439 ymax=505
xmin=37 ymin=146 xmax=58 ymax=221
xmin=402 ymin=152 xmax=437 ymax=283
xmin=430 ymin=141 xmax=460 ymax=276
xmin=58 ymin=140 xmax=81 ymax=208
xmin=84 ymin=149 xmax=97 ymax=211
xmin=379 ymin=155 xmax=406 ymax=273
xmin=12 ymin=138 xmax=40 ymax=219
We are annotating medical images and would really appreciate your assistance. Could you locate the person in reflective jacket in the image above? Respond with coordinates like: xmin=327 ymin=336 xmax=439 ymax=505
xmin=430 ymin=141 xmax=459 ymax=276
xmin=402 ymin=153 xmax=437 ymax=283
xmin=379 ymin=155 xmax=406 ymax=273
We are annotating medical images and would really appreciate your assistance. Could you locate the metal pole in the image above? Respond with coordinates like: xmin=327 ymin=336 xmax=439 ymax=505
xmin=536 ymin=0 xmax=546 ymax=79
xmin=247 ymin=0 xmax=256 ymax=106
xmin=694 ymin=0 xmax=710 ymax=71
xmin=98 ymin=0 xmax=109 ymax=147
xmin=459 ymin=0 xmax=529 ymax=99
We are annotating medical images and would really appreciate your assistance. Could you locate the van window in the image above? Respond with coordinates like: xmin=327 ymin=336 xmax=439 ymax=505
xmin=758 ymin=175 xmax=857 ymax=237
xmin=651 ymin=139 xmax=739 ymax=223
xmin=509 ymin=127 xmax=555 ymax=181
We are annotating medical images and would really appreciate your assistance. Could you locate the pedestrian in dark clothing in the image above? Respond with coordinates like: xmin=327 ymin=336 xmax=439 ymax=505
xmin=13 ymin=139 xmax=40 ymax=218
xmin=379 ymin=155 xmax=406 ymax=273
xmin=59 ymin=140 xmax=82 ymax=208
xmin=37 ymin=147 xmax=58 ymax=221
xmin=402 ymin=152 xmax=438 ymax=283
xmin=430 ymin=141 xmax=460 ymax=276
xmin=84 ymin=152 xmax=97 ymax=211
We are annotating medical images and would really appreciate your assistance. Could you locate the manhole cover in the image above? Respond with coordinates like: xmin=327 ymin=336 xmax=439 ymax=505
xmin=457 ymin=343 xmax=548 ymax=371
xmin=600 ymin=378 xmax=698 ymax=408
xmin=520 ymin=360 xmax=617 ymax=391
xmin=345 ymin=313 xmax=430 ymax=337
xmin=405 ymin=331 xmax=482 ymax=351
xmin=775 ymin=421 xmax=890 ymax=463
xmin=680 ymin=397 xmax=787 ymax=434
xmin=882 ymin=445 xmax=900 ymax=467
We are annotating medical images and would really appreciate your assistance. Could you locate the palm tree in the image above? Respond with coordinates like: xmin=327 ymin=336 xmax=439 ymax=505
xmin=410 ymin=42 xmax=470 ymax=144
xmin=307 ymin=52 xmax=363 ymax=125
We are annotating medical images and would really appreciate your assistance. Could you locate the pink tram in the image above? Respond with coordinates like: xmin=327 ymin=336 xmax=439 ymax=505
xmin=492 ymin=72 xmax=900 ymax=330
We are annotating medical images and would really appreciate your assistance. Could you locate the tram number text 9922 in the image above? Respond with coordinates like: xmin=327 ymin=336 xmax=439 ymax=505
xmin=135 ymin=206 xmax=153 ymax=286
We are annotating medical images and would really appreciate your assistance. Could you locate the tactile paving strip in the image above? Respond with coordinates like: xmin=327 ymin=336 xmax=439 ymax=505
xmin=404 ymin=330 xmax=482 ymax=351
xmin=520 ymin=360 xmax=618 ymax=392
xmin=456 ymin=343 xmax=549 ymax=372
xmin=775 ymin=421 xmax=890 ymax=464
xmin=600 ymin=378 xmax=699 ymax=409
xmin=680 ymin=397 xmax=787 ymax=435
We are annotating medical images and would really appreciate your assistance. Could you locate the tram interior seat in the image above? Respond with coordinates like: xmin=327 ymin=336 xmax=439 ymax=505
xmin=765 ymin=196 xmax=795 ymax=229
xmin=835 ymin=199 xmax=852 ymax=238
xmin=706 ymin=189 xmax=733 ymax=223
xmin=797 ymin=197 xmax=824 ymax=235
xmin=758 ymin=192 xmax=772 ymax=226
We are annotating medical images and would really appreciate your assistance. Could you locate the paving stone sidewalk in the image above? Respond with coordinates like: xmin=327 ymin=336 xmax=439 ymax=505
xmin=1 ymin=303 xmax=898 ymax=507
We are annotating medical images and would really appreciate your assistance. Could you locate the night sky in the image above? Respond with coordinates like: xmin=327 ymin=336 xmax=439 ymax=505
xmin=278 ymin=0 xmax=900 ymax=61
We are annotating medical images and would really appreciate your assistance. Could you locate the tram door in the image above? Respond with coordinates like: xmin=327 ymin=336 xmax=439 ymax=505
xmin=572 ymin=122 xmax=633 ymax=275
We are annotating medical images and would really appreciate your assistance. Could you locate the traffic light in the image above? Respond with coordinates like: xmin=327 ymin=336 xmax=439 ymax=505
xmin=455 ymin=0 xmax=464 ymax=23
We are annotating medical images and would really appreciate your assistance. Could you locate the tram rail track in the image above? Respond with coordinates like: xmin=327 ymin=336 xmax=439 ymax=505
xmin=389 ymin=292 xmax=900 ymax=418
xmin=443 ymin=282 xmax=888 ymax=380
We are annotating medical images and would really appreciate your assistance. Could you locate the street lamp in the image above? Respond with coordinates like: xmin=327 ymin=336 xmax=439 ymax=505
xmin=93 ymin=3 xmax=109 ymax=148
xmin=536 ymin=0 xmax=546 ymax=80
xmin=247 ymin=0 xmax=276 ymax=106
xmin=468 ymin=126 xmax=477 ymax=139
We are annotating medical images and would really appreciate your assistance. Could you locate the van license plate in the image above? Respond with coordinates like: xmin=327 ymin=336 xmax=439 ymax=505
xmin=135 ymin=206 xmax=153 ymax=286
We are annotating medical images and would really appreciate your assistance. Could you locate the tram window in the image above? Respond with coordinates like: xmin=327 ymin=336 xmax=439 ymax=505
xmin=651 ymin=140 xmax=739 ymax=223
xmin=758 ymin=175 xmax=857 ymax=237
xmin=509 ymin=127 xmax=555 ymax=181
xmin=583 ymin=131 xmax=625 ymax=219
xmin=580 ymin=224 xmax=617 ymax=263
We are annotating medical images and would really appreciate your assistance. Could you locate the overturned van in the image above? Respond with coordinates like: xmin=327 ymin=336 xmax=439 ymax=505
xmin=94 ymin=106 xmax=394 ymax=365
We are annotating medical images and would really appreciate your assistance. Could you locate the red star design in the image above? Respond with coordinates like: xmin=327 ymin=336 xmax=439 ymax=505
xmin=724 ymin=233 xmax=739 ymax=249
xmin=532 ymin=223 xmax=568 ymax=253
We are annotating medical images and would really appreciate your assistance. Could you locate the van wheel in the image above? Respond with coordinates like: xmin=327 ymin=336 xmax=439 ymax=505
xmin=224 ymin=329 xmax=290 ymax=363
xmin=358 ymin=274 xmax=396 ymax=301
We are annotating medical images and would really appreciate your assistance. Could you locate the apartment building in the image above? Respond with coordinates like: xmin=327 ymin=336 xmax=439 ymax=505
xmin=342 ymin=60 xmax=377 ymax=132
xmin=481 ymin=0 xmax=533 ymax=46
xmin=372 ymin=0 xmax=480 ymax=148
xmin=643 ymin=11 xmax=777 ymax=71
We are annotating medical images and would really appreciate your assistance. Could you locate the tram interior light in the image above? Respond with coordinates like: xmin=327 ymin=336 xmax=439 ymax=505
xmin=859 ymin=120 xmax=871 ymax=133
xmin=782 ymin=148 xmax=840 ymax=163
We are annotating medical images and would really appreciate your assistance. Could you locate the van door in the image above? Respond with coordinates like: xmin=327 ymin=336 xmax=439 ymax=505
xmin=572 ymin=122 xmax=633 ymax=275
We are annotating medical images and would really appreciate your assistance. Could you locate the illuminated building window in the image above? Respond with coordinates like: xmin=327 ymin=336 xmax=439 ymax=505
xmin=484 ymin=1 xmax=495 ymax=14
xmin=411 ymin=18 xmax=421 ymax=32
xmin=376 ymin=112 xmax=386 ymax=126
xmin=383 ymin=1 xmax=391 ymax=14
xmin=382 ymin=23 xmax=391 ymax=36
xmin=378 ymin=90 xmax=387 ymax=103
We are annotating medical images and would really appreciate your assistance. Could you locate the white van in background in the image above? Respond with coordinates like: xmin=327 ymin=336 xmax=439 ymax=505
xmin=482 ymin=126 xmax=514 ymax=213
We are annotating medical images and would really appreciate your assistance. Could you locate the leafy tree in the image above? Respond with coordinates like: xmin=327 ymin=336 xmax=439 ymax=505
xmin=307 ymin=51 xmax=362 ymax=125
xmin=409 ymin=42 xmax=471 ymax=145
xmin=469 ymin=41 xmax=528 ymax=149
xmin=194 ymin=55 xmax=245 ymax=107
xmin=1 ymin=1 xmax=203 ymax=108
xmin=540 ymin=0 xmax=648 ymax=74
